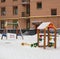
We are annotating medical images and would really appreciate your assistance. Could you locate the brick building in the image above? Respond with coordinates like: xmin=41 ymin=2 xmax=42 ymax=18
xmin=0 ymin=0 xmax=60 ymax=30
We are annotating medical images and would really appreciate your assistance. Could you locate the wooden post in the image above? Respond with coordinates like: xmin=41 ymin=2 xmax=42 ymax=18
xmin=48 ymin=27 xmax=50 ymax=46
xmin=18 ymin=19 xmax=24 ymax=40
xmin=54 ymin=29 xmax=56 ymax=48
xmin=35 ymin=25 xmax=37 ymax=33
xmin=4 ymin=21 xmax=7 ymax=39
xmin=37 ymin=29 xmax=40 ymax=47
xmin=16 ymin=26 xmax=18 ymax=39
xmin=44 ymin=29 xmax=46 ymax=49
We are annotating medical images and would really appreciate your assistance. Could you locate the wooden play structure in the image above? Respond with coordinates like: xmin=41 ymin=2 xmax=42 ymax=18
xmin=2 ymin=21 xmax=23 ymax=39
xmin=37 ymin=22 xmax=57 ymax=49
xmin=32 ymin=21 xmax=42 ymax=33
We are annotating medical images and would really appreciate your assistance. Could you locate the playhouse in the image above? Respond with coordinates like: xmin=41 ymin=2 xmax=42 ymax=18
xmin=37 ymin=22 xmax=57 ymax=49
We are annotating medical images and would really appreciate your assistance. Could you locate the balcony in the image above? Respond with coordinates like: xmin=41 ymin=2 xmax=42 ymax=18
xmin=21 ymin=12 xmax=30 ymax=17
xmin=22 ymin=0 xmax=30 ymax=5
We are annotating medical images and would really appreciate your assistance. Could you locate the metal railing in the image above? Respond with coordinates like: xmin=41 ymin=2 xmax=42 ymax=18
xmin=22 ymin=0 xmax=30 ymax=4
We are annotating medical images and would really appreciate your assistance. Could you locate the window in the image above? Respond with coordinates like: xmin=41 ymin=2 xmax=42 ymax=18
xmin=22 ymin=0 xmax=25 ymax=2
xmin=1 ymin=20 xmax=5 ymax=29
xmin=1 ymin=7 xmax=6 ymax=16
xmin=37 ymin=2 xmax=42 ymax=9
xmin=13 ymin=0 xmax=17 ymax=1
xmin=26 ymin=19 xmax=30 ymax=29
xmin=1 ymin=0 xmax=5 ymax=2
xmin=26 ymin=5 xmax=30 ymax=14
xmin=21 ymin=12 xmax=25 ymax=17
xmin=13 ymin=6 xmax=18 ymax=15
xmin=13 ymin=20 xmax=18 ymax=29
xmin=51 ymin=9 xmax=57 ymax=15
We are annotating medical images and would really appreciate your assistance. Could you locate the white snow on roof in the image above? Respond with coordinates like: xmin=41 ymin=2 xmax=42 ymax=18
xmin=37 ymin=22 xmax=51 ymax=29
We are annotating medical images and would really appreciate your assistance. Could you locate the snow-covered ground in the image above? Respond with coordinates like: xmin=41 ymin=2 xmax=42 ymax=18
xmin=0 ymin=33 xmax=60 ymax=59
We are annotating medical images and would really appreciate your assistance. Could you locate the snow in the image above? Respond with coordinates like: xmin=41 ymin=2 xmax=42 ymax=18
xmin=0 ymin=33 xmax=60 ymax=59
xmin=37 ymin=22 xmax=51 ymax=29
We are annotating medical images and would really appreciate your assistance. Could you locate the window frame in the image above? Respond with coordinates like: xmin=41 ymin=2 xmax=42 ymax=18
xmin=1 ymin=20 xmax=5 ymax=29
xmin=51 ymin=9 xmax=57 ymax=15
xmin=13 ymin=0 xmax=17 ymax=1
xmin=13 ymin=20 xmax=18 ymax=29
xmin=13 ymin=6 xmax=18 ymax=15
xmin=1 ymin=7 xmax=6 ymax=16
xmin=37 ymin=2 xmax=42 ymax=9
xmin=1 ymin=0 xmax=5 ymax=2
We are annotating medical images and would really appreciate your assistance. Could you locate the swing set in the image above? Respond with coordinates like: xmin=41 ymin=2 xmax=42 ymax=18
xmin=2 ymin=21 xmax=23 ymax=40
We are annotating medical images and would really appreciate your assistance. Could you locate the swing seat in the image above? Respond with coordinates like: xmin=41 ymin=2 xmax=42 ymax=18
xmin=17 ymin=34 xmax=21 ymax=36
xmin=2 ymin=33 xmax=7 ymax=37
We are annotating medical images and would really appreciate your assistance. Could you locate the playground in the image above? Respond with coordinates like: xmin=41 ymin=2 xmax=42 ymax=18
xmin=0 ymin=33 xmax=60 ymax=59
xmin=0 ymin=22 xmax=60 ymax=59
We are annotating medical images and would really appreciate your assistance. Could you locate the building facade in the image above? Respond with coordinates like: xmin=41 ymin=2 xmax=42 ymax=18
xmin=30 ymin=0 xmax=60 ymax=29
xmin=0 ymin=0 xmax=60 ymax=30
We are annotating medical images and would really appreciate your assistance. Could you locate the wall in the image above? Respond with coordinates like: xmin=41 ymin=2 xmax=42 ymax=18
xmin=30 ymin=0 xmax=60 ymax=28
